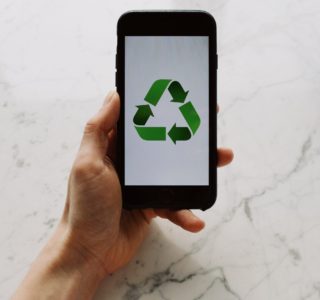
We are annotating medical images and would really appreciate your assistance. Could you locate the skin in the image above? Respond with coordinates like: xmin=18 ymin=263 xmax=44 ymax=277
xmin=12 ymin=91 xmax=233 ymax=300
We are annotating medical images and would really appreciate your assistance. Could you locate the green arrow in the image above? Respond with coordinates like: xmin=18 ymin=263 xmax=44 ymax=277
xmin=168 ymin=81 xmax=189 ymax=103
xmin=144 ymin=79 xmax=171 ymax=106
xmin=168 ymin=123 xmax=191 ymax=144
xmin=135 ymin=126 xmax=166 ymax=141
xmin=133 ymin=105 xmax=154 ymax=125
xmin=179 ymin=101 xmax=201 ymax=134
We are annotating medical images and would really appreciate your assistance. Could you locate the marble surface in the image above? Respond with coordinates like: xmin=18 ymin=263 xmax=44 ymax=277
xmin=1 ymin=0 xmax=320 ymax=299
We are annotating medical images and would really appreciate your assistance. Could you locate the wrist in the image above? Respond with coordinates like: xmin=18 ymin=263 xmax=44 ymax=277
xmin=12 ymin=223 xmax=106 ymax=300
xmin=37 ymin=223 xmax=106 ymax=298
xmin=43 ymin=222 xmax=106 ymax=277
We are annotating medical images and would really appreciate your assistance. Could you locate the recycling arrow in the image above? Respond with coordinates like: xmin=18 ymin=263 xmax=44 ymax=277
xmin=144 ymin=79 xmax=171 ymax=106
xmin=179 ymin=101 xmax=201 ymax=134
xmin=133 ymin=79 xmax=201 ymax=144
xmin=133 ymin=105 xmax=154 ymax=126
xmin=135 ymin=126 xmax=166 ymax=141
xmin=168 ymin=124 xmax=191 ymax=144
xmin=168 ymin=81 xmax=189 ymax=103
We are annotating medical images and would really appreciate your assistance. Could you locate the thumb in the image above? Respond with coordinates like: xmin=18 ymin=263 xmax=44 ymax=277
xmin=78 ymin=91 xmax=120 ymax=160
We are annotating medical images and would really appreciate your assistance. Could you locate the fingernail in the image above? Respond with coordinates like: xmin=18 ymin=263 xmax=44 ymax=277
xmin=103 ymin=91 xmax=115 ymax=106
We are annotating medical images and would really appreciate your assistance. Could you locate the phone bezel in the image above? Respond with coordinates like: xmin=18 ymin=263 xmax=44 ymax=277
xmin=116 ymin=11 xmax=217 ymax=210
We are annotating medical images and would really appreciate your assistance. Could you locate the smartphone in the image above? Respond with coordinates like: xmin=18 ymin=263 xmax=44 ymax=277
xmin=115 ymin=11 xmax=217 ymax=210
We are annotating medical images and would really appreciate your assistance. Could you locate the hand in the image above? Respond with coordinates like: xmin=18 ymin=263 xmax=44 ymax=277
xmin=61 ymin=91 xmax=233 ymax=275
xmin=12 ymin=91 xmax=233 ymax=300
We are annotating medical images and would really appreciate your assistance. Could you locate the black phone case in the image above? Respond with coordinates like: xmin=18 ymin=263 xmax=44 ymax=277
xmin=115 ymin=11 xmax=217 ymax=210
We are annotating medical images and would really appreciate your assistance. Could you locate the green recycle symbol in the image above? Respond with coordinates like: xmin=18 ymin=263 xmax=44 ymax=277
xmin=133 ymin=79 xmax=201 ymax=144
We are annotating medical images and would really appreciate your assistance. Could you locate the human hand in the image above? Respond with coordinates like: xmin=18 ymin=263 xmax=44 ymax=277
xmin=12 ymin=91 xmax=233 ymax=300
xmin=59 ymin=91 xmax=233 ymax=276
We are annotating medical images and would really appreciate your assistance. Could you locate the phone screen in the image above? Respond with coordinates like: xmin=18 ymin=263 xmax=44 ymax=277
xmin=124 ymin=36 xmax=209 ymax=186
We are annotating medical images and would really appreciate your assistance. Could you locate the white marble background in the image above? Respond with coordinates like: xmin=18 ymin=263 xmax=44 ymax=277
xmin=1 ymin=0 xmax=320 ymax=299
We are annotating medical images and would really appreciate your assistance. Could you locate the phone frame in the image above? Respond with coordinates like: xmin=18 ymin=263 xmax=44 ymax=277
xmin=116 ymin=10 xmax=217 ymax=210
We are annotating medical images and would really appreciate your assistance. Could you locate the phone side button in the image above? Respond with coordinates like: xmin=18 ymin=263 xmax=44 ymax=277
xmin=115 ymin=71 xmax=117 ymax=87
xmin=115 ymin=53 xmax=117 ymax=69
xmin=216 ymin=54 xmax=218 ymax=69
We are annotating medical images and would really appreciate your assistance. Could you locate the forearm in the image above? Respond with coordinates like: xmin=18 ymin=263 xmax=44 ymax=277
xmin=12 ymin=224 xmax=105 ymax=300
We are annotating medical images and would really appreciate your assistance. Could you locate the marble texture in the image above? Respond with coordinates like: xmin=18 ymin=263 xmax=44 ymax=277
xmin=1 ymin=0 xmax=320 ymax=299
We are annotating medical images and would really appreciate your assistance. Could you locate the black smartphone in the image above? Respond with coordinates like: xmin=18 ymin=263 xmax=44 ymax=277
xmin=115 ymin=11 xmax=217 ymax=210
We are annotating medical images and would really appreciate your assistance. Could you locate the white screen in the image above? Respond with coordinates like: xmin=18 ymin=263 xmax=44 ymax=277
xmin=125 ymin=36 xmax=209 ymax=186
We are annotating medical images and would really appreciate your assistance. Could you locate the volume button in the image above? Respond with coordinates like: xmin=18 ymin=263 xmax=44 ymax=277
xmin=115 ymin=71 xmax=117 ymax=87
xmin=216 ymin=54 xmax=218 ymax=69
xmin=115 ymin=53 xmax=118 ymax=69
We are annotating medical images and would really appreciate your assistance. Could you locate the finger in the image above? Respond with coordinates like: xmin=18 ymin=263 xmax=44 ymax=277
xmin=140 ymin=209 xmax=157 ymax=224
xmin=79 ymin=91 xmax=120 ymax=160
xmin=154 ymin=209 xmax=205 ymax=233
xmin=217 ymin=148 xmax=234 ymax=167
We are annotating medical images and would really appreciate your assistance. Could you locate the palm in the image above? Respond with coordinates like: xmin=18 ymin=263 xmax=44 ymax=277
xmin=101 ymin=209 xmax=150 ymax=274
xmin=67 ymin=157 xmax=150 ymax=274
